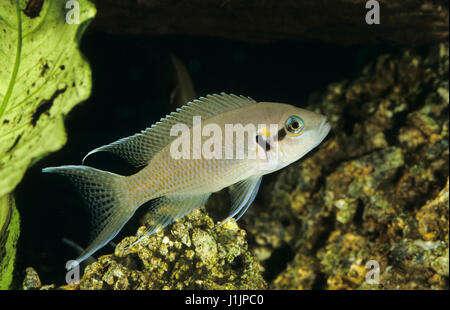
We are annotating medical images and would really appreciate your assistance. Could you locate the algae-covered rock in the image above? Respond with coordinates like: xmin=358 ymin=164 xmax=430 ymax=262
xmin=22 ymin=267 xmax=42 ymax=290
xmin=318 ymin=232 xmax=373 ymax=289
xmin=35 ymin=207 xmax=266 ymax=290
xmin=22 ymin=267 xmax=56 ymax=290
xmin=271 ymin=252 xmax=316 ymax=290
xmin=245 ymin=43 xmax=449 ymax=289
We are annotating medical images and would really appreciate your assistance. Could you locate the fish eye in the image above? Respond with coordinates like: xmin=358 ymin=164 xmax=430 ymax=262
xmin=285 ymin=115 xmax=304 ymax=136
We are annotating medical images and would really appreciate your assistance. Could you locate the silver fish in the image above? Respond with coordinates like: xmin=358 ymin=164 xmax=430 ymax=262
xmin=43 ymin=93 xmax=331 ymax=269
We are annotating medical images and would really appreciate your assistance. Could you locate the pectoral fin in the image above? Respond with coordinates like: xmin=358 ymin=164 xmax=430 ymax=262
xmin=216 ymin=175 xmax=262 ymax=228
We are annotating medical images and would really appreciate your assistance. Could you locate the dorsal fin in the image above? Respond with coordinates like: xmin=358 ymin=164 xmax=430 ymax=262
xmin=82 ymin=93 xmax=257 ymax=167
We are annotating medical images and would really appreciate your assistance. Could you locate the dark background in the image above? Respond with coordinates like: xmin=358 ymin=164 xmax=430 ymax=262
xmin=13 ymin=30 xmax=393 ymax=286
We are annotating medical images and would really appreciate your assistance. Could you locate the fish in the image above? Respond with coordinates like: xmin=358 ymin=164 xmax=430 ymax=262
xmin=42 ymin=93 xmax=331 ymax=269
xmin=170 ymin=54 xmax=197 ymax=109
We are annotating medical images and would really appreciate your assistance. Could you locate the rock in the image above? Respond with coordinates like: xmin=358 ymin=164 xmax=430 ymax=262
xmin=416 ymin=178 xmax=449 ymax=242
xmin=318 ymin=232 xmax=372 ymax=289
xmin=271 ymin=252 xmax=316 ymax=290
xmin=22 ymin=267 xmax=42 ymax=290
xmin=58 ymin=208 xmax=266 ymax=290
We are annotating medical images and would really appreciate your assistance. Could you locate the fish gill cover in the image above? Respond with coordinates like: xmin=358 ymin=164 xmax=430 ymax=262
xmin=0 ymin=0 xmax=96 ymax=289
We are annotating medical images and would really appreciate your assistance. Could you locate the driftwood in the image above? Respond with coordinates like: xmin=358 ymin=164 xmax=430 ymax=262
xmin=91 ymin=0 xmax=449 ymax=45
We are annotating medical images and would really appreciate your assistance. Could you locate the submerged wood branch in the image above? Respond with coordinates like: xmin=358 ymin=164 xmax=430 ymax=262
xmin=92 ymin=0 xmax=449 ymax=45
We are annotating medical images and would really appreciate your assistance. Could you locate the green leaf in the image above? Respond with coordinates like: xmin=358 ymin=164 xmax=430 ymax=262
xmin=0 ymin=194 xmax=20 ymax=289
xmin=0 ymin=0 xmax=96 ymax=199
xmin=0 ymin=0 xmax=96 ymax=288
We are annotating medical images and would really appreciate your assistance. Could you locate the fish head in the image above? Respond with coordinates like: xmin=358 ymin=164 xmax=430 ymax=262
xmin=256 ymin=103 xmax=331 ymax=172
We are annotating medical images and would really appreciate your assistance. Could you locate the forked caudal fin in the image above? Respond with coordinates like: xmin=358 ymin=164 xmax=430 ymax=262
xmin=42 ymin=165 xmax=137 ymax=270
